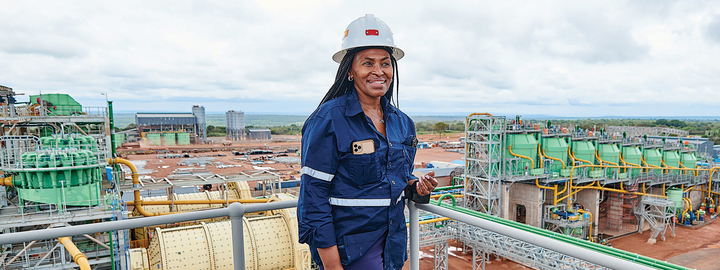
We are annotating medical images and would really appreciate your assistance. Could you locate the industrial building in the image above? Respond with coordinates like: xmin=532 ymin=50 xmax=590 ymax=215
xmin=246 ymin=128 xmax=271 ymax=140
xmin=226 ymin=110 xmax=245 ymax=141
xmin=135 ymin=105 xmax=207 ymax=145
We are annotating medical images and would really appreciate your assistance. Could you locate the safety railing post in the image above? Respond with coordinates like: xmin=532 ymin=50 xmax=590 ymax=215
xmin=408 ymin=200 xmax=419 ymax=270
xmin=228 ymin=203 xmax=246 ymax=270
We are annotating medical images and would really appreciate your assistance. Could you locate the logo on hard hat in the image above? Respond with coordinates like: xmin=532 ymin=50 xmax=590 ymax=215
xmin=365 ymin=29 xmax=379 ymax=36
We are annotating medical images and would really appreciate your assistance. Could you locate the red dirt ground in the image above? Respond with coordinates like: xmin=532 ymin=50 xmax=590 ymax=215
xmin=126 ymin=132 xmax=720 ymax=269
xmin=610 ymin=218 xmax=720 ymax=269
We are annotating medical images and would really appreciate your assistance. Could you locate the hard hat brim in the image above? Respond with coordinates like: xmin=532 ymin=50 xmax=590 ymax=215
xmin=332 ymin=46 xmax=404 ymax=63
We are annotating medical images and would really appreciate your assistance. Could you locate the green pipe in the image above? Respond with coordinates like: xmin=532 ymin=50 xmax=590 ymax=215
xmin=108 ymin=100 xmax=118 ymax=270
xmin=108 ymin=231 xmax=116 ymax=270
xmin=435 ymin=201 xmax=688 ymax=270
xmin=449 ymin=205 xmax=682 ymax=270
xmin=108 ymin=101 xmax=116 ymax=159
xmin=446 ymin=205 xmax=679 ymax=269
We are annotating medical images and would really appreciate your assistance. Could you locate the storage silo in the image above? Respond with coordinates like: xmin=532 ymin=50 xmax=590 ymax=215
xmin=192 ymin=105 xmax=206 ymax=142
xmin=226 ymin=110 xmax=245 ymax=141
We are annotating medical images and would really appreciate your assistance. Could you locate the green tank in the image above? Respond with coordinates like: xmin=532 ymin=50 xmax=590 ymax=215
xmin=596 ymin=143 xmax=620 ymax=164
xmin=597 ymin=143 xmax=620 ymax=178
xmin=6 ymin=135 xmax=104 ymax=207
xmin=505 ymin=134 xmax=538 ymax=175
xmin=663 ymin=150 xmax=680 ymax=168
xmin=681 ymin=152 xmax=697 ymax=169
xmin=570 ymin=141 xmax=596 ymax=165
xmin=666 ymin=188 xmax=684 ymax=212
xmin=542 ymin=137 xmax=568 ymax=174
xmin=642 ymin=148 xmax=662 ymax=167
xmin=621 ymin=146 xmax=642 ymax=178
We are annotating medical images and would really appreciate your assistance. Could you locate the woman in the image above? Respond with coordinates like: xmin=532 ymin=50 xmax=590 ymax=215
xmin=298 ymin=14 xmax=438 ymax=270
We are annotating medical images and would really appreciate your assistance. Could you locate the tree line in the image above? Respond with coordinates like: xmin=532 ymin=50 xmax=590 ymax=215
xmin=114 ymin=118 xmax=720 ymax=144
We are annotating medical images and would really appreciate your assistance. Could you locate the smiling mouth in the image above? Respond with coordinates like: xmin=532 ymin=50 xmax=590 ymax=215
xmin=368 ymin=80 xmax=386 ymax=87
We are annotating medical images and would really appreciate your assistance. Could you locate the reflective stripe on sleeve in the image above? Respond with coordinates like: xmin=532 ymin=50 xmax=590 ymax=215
xmin=301 ymin=166 xmax=334 ymax=182
xmin=329 ymin=197 xmax=391 ymax=207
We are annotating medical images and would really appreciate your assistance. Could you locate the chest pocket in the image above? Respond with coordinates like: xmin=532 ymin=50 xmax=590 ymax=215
xmin=401 ymin=136 xmax=417 ymax=177
xmin=348 ymin=153 xmax=380 ymax=186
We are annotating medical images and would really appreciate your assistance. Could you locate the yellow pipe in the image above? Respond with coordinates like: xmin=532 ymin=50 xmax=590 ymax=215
xmin=58 ymin=237 xmax=91 ymax=270
xmin=468 ymin=113 xmax=493 ymax=117
xmin=429 ymin=194 xmax=463 ymax=199
xmin=538 ymin=144 xmax=544 ymax=169
xmin=570 ymin=151 xmax=593 ymax=165
xmin=125 ymin=198 xmax=269 ymax=206
xmin=708 ymin=167 xmax=719 ymax=203
xmin=577 ymin=209 xmax=594 ymax=242
xmin=542 ymin=149 xmax=565 ymax=169
xmin=567 ymin=147 xmax=575 ymax=165
xmin=641 ymin=157 xmax=662 ymax=168
xmin=108 ymin=158 xmax=169 ymax=217
xmin=681 ymin=197 xmax=692 ymax=223
xmin=662 ymin=160 xmax=678 ymax=174
xmin=560 ymin=164 xmax=677 ymax=205
xmin=595 ymin=151 xmax=618 ymax=166
xmin=619 ymin=155 xmax=640 ymax=173
xmin=418 ymin=217 xmax=451 ymax=225
xmin=508 ymin=145 xmax=534 ymax=169
xmin=0 ymin=176 xmax=12 ymax=187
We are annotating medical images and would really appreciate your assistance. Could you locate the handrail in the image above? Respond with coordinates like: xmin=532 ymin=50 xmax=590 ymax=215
xmin=125 ymin=199 xmax=269 ymax=206
xmin=0 ymin=200 xmax=297 ymax=270
xmin=0 ymin=195 xmax=692 ymax=270
xmin=410 ymin=201 xmax=687 ymax=270
xmin=508 ymin=145 xmax=534 ymax=169
xmin=542 ymin=148 xmax=565 ymax=169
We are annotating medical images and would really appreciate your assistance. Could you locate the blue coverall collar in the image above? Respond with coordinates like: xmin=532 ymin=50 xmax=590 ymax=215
xmin=345 ymin=87 xmax=397 ymax=118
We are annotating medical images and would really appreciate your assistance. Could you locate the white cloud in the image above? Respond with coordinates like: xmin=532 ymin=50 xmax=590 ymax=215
xmin=1 ymin=0 xmax=719 ymax=117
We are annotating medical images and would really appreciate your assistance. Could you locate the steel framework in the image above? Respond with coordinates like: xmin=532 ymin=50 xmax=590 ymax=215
xmin=634 ymin=196 xmax=676 ymax=244
xmin=464 ymin=114 xmax=505 ymax=216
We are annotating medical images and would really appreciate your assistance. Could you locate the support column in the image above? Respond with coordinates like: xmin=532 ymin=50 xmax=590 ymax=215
xmin=472 ymin=245 xmax=486 ymax=270
xmin=433 ymin=240 xmax=448 ymax=270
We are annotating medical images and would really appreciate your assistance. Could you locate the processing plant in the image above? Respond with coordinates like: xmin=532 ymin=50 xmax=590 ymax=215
xmin=462 ymin=114 xmax=716 ymax=244
xmin=0 ymin=85 xmax=715 ymax=270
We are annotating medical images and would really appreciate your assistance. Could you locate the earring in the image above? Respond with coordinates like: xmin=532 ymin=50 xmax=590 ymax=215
xmin=348 ymin=76 xmax=353 ymax=82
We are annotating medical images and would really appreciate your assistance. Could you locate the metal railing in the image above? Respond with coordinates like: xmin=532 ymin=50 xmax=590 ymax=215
xmin=409 ymin=201 xmax=676 ymax=270
xmin=0 ymin=104 xmax=108 ymax=119
xmin=0 ymin=199 xmax=683 ymax=270
xmin=0 ymin=200 xmax=297 ymax=270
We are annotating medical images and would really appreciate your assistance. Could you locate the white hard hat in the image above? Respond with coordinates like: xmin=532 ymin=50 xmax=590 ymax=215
xmin=332 ymin=14 xmax=404 ymax=63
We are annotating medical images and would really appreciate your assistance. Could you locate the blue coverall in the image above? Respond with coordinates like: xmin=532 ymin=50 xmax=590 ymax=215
xmin=298 ymin=88 xmax=418 ymax=270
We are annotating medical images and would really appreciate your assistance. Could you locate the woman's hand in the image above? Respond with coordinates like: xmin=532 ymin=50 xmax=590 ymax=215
xmin=416 ymin=171 xmax=438 ymax=196
xmin=317 ymin=245 xmax=344 ymax=270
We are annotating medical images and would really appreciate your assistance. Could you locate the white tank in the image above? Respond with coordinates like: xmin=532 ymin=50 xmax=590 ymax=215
xmin=192 ymin=105 xmax=206 ymax=141
xmin=225 ymin=110 xmax=245 ymax=141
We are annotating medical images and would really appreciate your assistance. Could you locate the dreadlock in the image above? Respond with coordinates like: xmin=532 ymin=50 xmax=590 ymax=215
xmin=319 ymin=47 xmax=399 ymax=107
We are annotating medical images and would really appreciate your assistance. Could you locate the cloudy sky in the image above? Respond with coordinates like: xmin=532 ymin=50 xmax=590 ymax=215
xmin=2 ymin=1 xmax=720 ymax=117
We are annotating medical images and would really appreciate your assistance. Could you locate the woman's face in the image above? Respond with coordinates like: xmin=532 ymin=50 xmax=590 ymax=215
xmin=348 ymin=48 xmax=393 ymax=101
